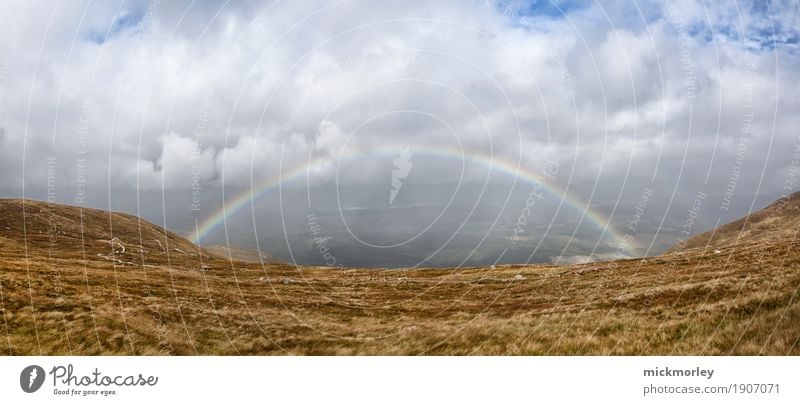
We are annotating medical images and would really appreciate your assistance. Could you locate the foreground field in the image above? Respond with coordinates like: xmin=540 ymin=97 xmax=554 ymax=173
xmin=0 ymin=196 xmax=799 ymax=355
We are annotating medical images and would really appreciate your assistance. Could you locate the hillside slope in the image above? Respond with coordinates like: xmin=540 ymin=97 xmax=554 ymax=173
xmin=670 ymin=192 xmax=800 ymax=252
xmin=0 ymin=199 xmax=265 ymax=266
xmin=0 ymin=197 xmax=798 ymax=355
xmin=0 ymin=199 xmax=201 ymax=262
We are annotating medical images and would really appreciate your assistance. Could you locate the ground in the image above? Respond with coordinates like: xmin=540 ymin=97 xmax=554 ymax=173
xmin=0 ymin=197 xmax=799 ymax=355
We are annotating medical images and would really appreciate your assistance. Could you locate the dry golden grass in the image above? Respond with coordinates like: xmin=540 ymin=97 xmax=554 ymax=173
xmin=1 ymin=198 xmax=799 ymax=355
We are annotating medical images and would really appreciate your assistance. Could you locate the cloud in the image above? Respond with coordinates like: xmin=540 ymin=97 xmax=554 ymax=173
xmin=215 ymin=131 xmax=312 ymax=188
xmin=0 ymin=0 xmax=795 ymax=214
xmin=132 ymin=132 xmax=216 ymax=190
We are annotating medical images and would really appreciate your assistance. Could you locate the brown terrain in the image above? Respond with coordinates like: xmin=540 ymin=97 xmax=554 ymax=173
xmin=0 ymin=194 xmax=798 ymax=355
xmin=203 ymin=245 xmax=282 ymax=264
xmin=671 ymin=192 xmax=800 ymax=251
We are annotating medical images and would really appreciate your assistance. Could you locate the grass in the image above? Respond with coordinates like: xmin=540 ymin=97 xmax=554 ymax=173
xmin=0 ymin=198 xmax=799 ymax=355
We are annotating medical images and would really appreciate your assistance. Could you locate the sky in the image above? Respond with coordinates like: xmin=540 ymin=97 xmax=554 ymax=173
xmin=0 ymin=0 xmax=797 ymax=266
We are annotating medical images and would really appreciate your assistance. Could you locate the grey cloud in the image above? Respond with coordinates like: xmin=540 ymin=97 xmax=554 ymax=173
xmin=0 ymin=0 xmax=795 ymax=246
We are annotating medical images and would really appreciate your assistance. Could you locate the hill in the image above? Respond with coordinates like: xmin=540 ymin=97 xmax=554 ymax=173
xmin=670 ymin=192 xmax=800 ymax=252
xmin=0 ymin=199 xmax=266 ymax=266
xmin=0 ymin=197 xmax=798 ymax=355
xmin=0 ymin=199 xmax=200 ymax=262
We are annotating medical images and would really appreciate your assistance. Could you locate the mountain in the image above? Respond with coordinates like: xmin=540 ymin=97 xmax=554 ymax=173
xmin=670 ymin=192 xmax=800 ymax=252
xmin=1 ymin=197 xmax=798 ymax=355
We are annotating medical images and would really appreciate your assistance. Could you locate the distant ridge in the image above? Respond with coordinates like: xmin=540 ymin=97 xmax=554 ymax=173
xmin=203 ymin=245 xmax=282 ymax=264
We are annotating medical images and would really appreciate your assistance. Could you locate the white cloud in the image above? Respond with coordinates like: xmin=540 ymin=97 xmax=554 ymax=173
xmin=0 ymin=0 xmax=795 ymax=211
xmin=131 ymin=132 xmax=216 ymax=190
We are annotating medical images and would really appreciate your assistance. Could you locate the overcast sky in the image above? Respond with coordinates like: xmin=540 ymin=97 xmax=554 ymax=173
xmin=0 ymin=0 xmax=798 ymax=260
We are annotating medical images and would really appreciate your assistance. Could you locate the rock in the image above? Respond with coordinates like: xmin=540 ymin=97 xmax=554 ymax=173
xmin=512 ymin=274 xmax=526 ymax=281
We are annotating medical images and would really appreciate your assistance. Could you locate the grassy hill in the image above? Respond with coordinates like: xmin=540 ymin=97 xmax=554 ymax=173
xmin=670 ymin=192 xmax=800 ymax=252
xmin=0 ymin=197 xmax=798 ymax=355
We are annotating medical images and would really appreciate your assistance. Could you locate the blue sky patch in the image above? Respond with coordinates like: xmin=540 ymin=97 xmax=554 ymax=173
xmin=85 ymin=8 xmax=145 ymax=44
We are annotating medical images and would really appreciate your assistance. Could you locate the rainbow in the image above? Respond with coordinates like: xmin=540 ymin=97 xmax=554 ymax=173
xmin=190 ymin=143 xmax=630 ymax=254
